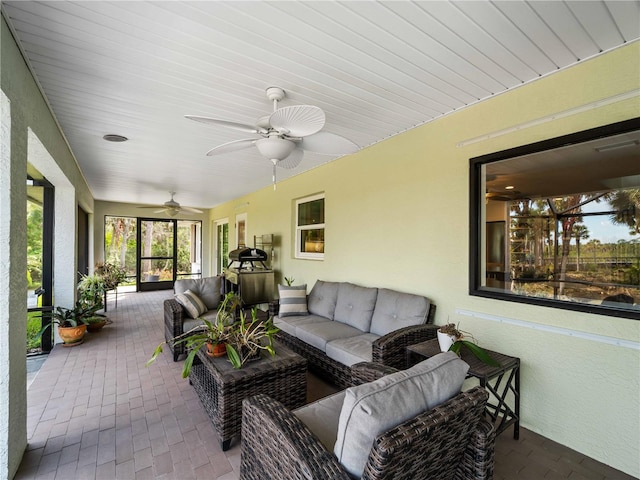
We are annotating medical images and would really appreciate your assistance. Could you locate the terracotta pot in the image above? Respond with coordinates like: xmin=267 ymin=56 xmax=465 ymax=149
xmin=58 ymin=324 xmax=87 ymax=346
xmin=87 ymin=320 xmax=107 ymax=332
xmin=207 ymin=342 xmax=227 ymax=358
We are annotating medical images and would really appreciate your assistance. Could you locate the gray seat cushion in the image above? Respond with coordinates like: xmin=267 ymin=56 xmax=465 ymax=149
xmin=307 ymin=280 xmax=340 ymax=319
xmin=182 ymin=308 xmax=218 ymax=333
xmin=334 ymin=352 xmax=469 ymax=478
xmin=183 ymin=316 xmax=206 ymax=332
xmin=293 ymin=391 xmax=346 ymax=452
xmin=175 ymin=277 xmax=223 ymax=310
xmin=295 ymin=321 xmax=364 ymax=352
xmin=334 ymin=283 xmax=378 ymax=332
xmin=369 ymin=288 xmax=430 ymax=336
xmin=325 ymin=334 xmax=380 ymax=366
xmin=274 ymin=314 xmax=328 ymax=337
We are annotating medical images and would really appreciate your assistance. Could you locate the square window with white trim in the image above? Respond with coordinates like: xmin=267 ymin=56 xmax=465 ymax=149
xmin=295 ymin=193 xmax=325 ymax=260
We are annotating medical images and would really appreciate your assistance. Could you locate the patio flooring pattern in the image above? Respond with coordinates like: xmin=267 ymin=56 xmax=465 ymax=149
xmin=15 ymin=289 xmax=636 ymax=480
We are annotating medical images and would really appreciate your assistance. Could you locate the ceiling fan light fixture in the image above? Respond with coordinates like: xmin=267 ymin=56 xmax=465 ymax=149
xmin=256 ymin=137 xmax=296 ymax=161
xmin=167 ymin=207 xmax=179 ymax=217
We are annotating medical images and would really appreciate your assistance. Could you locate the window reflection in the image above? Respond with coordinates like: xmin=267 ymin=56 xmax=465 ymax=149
xmin=471 ymin=119 xmax=640 ymax=319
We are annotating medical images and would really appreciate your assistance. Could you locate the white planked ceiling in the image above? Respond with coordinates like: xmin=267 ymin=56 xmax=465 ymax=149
xmin=3 ymin=1 xmax=639 ymax=210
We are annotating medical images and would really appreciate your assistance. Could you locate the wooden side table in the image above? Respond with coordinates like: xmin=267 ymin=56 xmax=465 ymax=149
xmin=407 ymin=339 xmax=520 ymax=439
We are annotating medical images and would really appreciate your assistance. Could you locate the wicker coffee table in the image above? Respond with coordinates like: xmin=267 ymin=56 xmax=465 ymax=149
xmin=189 ymin=341 xmax=307 ymax=450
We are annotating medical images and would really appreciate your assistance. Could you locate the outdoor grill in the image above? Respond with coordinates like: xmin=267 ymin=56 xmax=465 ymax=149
xmin=227 ymin=247 xmax=269 ymax=270
xmin=224 ymin=248 xmax=274 ymax=306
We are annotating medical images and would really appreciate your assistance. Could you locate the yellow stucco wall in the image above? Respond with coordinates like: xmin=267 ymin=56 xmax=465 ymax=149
xmin=210 ymin=42 xmax=640 ymax=476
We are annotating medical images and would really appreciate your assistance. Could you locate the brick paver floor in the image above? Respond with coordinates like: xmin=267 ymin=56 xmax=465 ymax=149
xmin=15 ymin=288 xmax=636 ymax=480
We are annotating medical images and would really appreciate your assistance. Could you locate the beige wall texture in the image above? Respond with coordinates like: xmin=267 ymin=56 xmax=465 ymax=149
xmin=209 ymin=42 xmax=640 ymax=476
xmin=1 ymin=16 xmax=94 ymax=478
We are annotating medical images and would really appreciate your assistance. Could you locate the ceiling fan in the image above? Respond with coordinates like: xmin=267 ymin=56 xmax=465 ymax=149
xmin=137 ymin=192 xmax=203 ymax=217
xmin=185 ymin=86 xmax=359 ymax=188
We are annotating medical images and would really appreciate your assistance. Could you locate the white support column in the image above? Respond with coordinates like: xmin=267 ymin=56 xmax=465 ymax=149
xmin=28 ymin=130 xmax=76 ymax=343
xmin=0 ymin=90 xmax=28 ymax=479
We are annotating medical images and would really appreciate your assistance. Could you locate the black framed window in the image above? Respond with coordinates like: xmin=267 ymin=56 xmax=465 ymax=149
xmin=470 ymin=118 xmax=640 ymax=320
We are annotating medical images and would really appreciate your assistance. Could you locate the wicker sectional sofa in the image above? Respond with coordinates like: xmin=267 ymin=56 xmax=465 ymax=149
xmin=273 ymin=280 xmax=437 ymax=388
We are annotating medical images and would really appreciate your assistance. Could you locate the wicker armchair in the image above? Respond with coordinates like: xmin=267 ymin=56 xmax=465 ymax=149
xmin=240 ymin=362 xmax=495 ymax=480
xmin=163 ymin=276 xmax=224 ymax=361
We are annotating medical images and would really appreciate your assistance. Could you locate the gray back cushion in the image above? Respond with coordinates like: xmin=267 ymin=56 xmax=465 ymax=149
xmin=334 ymin=352 xmax=469 ymax=478
xmin=333 ymin=283 xmax=378 ymax=332
xmin=369 ymin=288 xmax=430 ymax=336
xmin=307 ymin=280 xmax=340 ymax=319
xmin=174 ymin=276 xmax=223 ymax=310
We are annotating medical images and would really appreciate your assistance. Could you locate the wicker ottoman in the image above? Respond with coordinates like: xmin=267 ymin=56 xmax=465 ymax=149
xmin=189 ymin=341 xmax=307 ymax=450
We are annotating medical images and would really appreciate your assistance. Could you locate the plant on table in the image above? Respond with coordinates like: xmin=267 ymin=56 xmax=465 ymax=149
xmin=95 ymin=261 xmax=128 ymax=290
xmin=437 ymin=323 xmax=499 ymax=367
xmin=225 ymin=308 xmax=279 ymax=369
xmin=147 ymin=292 xmax=278 ymax=376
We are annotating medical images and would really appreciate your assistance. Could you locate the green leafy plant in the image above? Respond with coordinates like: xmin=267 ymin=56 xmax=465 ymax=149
xmin=77 ymin=274 xmax=107 ymax=309
xmin=35 ymin=301 xmax=102 ymax=341
xmin=225 ymin=308 xmax=279 ymax=369
xmin=147 ymin=292 xmax=277 ymax=376
xmin=284 ymin=276 xmax=295 ymax=286
xmin=438 ymin=323 xmax=500 ymax=367
xmin=95 ymin=261 xmax=127 ymax=290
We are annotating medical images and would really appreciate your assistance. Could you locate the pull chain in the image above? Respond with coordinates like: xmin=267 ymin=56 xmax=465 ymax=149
xmin=272 ymin=160 xmax=277 ymax=190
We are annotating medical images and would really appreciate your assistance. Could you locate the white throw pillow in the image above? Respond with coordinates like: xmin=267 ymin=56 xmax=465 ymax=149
xmin=175 ymin=289 xmax=208 ymax=319
xmin=278 ymin=284 xmax=308 ymax=317
xmin=333 ymin=352 xmax=469 ymax=478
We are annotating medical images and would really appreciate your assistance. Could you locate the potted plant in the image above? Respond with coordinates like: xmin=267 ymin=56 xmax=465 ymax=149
xmin=148 ymin=292 xmax=256 ymax=377
xmin=437 ymin=323 xmax=500 ymax=367
xmin=36 ymin=301 xmax=101 ymax=346
xmin=78 ymin=274 xmax=107 ymax=310
xmin=225 ymin=308 xmax=279 ymax=369
xmin=85 ymin=312 xmax=109 ymax=332
xmin=95 ymin=261 xmax=127 ymax=290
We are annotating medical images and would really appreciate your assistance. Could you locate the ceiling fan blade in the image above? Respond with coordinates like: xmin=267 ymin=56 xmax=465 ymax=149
xmin=154 ymin=209 xmax=167 ymax=213
xmin=179 ymin=206 xmax=203 ymax=214
xmin=185 ymin=115 xmax=263 ymax=134
xmin=277 ymin=148 xmax=304 ymax=169
xmin=206 ymin=138 xmax=257 ymax=156
xmin=300 ymin=132 xmax=359 ymax=155
xmin=269 ymin=105 xmax=325 ymax=137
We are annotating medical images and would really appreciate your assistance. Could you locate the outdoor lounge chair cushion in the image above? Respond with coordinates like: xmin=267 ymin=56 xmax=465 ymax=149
xmin=307 ymin=280 xmax=340 ymax=319
xmin=333 ymin=283 xmax=378 ymax=332
xmin=295 ymin=321 xmax=364 ymax=352
xmin=333 ymin=352 xmax=469 ymax=478
xmin=174 ymin=277 xmax=223 ymax=311
xmin=273 ymin=314 xmax=328 ymax=337
xmin=293 ymin=391 xmax=347 ymax=452
xmin=277 ymin=284 xmax=308 ymax=317
xmin=369 ymin=288 xmax=431 ymax=336
xmin=325 ymin=334 xmax=380 ymax=366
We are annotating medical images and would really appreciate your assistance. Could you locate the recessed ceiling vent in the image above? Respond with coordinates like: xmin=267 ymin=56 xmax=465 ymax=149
xmin=103 ymin=134 xmax=128 ymax=142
